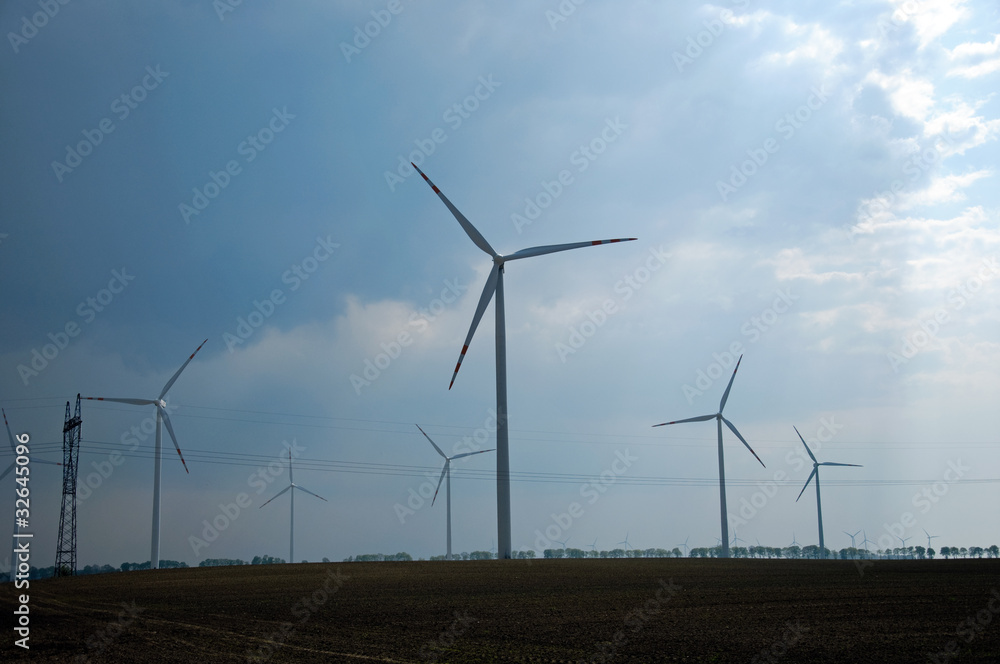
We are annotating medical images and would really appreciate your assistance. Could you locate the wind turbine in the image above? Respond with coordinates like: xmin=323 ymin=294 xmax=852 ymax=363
xmin=861 ymin=530 xmax=872 ymax=557
xmin=259 ymin=450 xmax=328 ymax=564
xmin=653 ymin=355 xmax=764 ymax=558
xmin=897 ymin=535 xmax=912 ymax=559
xmin=416 ymin=424 xmax=495 ymax=561
xmin=86 ymin=339 xmax=206 ymax=569
xmin=589 ymin=537 xmax=599 ymax=552
xmin=794 ymin=426 xmax=862 ymax=559
xmin=678 ymin=536 xmax=689 ymax=557
xmin=618 ymin=532 xmax=633 ymax=554
xmin=555 ymin=536 xmax=571 ymax=551
xmin=4 ymin=409 xmax=61 ymax=579
xmin=843 ymin=529 xmax=860 ymax=549
xmin=923 ymin=528 xmax=940 ymax=551
xmin=413 ymin=163 xmax=635 ymax=559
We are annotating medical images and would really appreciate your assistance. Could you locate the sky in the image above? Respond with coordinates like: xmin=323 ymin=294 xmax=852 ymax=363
xmin=1 ymin=0 xmax=998 ymax=569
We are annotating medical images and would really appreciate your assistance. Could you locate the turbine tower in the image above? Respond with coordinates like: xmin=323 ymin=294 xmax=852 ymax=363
xmin=413 ymin=163 xmax=635 ymax=559
xmin=86 ymin=339 xmax=206 ymax=569
xmin=653 ymin=355 xmax=764 ymax=558
xmin=416 ymin=424 xmax=494 ymax=561
xmin=259 ymin=451 xmax=328 ymax=564
xmin=923 ymin=528 xmax=939 ymax=552
xmin=794 ymin=426 xmax=862 ymax=559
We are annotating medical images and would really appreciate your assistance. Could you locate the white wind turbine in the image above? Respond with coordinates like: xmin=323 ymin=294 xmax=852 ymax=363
xmin=843 ymin=529 xmax=860 ymax=549
xmin=794 ymin=426 xmax=862 ymax=560
xmin=4 ymin=409 xmax=61 ymax=579
xmin=923 ymin=528 xmax=940 ymax=552
xmin=259 ymin=450 xmax=328 ymax=564
xmin=413 ymin=163 xmax=636 ymax=559
xmin=416 ymin=424 xmax=495 ymax=561
xmin=653 ymin=355 xmax=764 ymax=558
xmin=86 ymin=339 xmax=206 ymax=569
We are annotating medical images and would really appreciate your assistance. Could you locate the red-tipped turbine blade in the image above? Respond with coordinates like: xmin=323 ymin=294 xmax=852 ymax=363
xmin=450 ymin=264 xmax=499 ymax=390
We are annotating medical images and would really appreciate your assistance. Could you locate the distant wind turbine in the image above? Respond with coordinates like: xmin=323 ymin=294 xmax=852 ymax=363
xmin=678 ymin=536 xmax=689 ymax=557
xmin=259 ymin=450 xmax=328 ymax=564
xmin=618 ymin=532 xmax=633 ymax=553
xmin=861 ymin=530 xmax=872 ymax=556
xmin=417 ymin=425 xmax=495 ymax=561
xmin=412 ymin=163 xmax=636 ymax=559
xmin=653 ymin=355 xmax=764 ymax=558
xmin=86 ymin=339 xmax=206 ymax=569
xmin=555 ymin=537 xmax=571 ymax=551
xmin=923 ymin=528 xmax=940 ymax=551
xmin=843 ymin=529 xmax=860 ymax=549
xmin=794 ymin=426 xmax=862 ymax=559
xmin=589 ymin=538 xmax=599 ymax=551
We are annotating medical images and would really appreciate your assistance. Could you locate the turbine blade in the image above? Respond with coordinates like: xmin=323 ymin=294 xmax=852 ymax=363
xmin=411 ymin=163 xmax=497 ymax=258
xmin=505 ymin=238 xmax=637 ymax=261
xmin=431 ymin=462 xmax=448 ymax=506
xmin=819 ymin=462 xmax=862 ymax=467
xmin=2 ymin=409 xmax=17 ymax=453
xmin=719 ymin=355 xmax=743 ymax=413
xmin=796 ymin=467 xmax=818 ymax=502
xmin=159 ymin=339 xmax=208 ymax=399
xmin=450 ymin=264 xmax=499 ymax=389
xmin=652 ymin=414 xmax=715 ymax=427
xmin=722 ymin=417 xmax=765 ymax=467
xmin=793 ymin=426 xmax=817 ymax=463
xmin=159 ymin=408 xmax=190 ymax=474
xmin=293 ymin=485 xmax=328 ymax=502
xmin=85 ymin=397 xmax=156 ymax=406
xmin=451 ymin=448 xmax=496 ymax=460
xmin=416 ymin=424 xmax=447 ymax=459
xmin=0 ymin=462 xmax=14 ymax=482
xmin=259 ymin=485 xmax=292 ymax=508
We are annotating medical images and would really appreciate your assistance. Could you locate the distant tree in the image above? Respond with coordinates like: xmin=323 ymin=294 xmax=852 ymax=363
xmin=927 ymin=548 xmax=935 ymax=559
xmin=322 ymin=557 xmax=331 ymax=563
xmin=252 ymin=554 xmax=286 ymax=565
xmin=970 ymin=547 xmax=984 ymax=559
xmin=940 ymin=547 xmax=951 ymax=559
xmin=915 ymin=546 xmax=926 ymax=560
xmin=988 ymin=545 xmax=999 ymax=559
xmin=959 ymin=547 xmax=968 ymax=558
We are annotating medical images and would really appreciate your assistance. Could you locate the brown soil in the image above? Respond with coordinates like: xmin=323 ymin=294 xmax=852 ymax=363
xmin=3 ymin=558 xmax=999 ymax=662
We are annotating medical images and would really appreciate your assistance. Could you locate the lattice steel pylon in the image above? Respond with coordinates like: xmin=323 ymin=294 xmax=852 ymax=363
xmin=55 ymin=394 xmax=82 ymax=576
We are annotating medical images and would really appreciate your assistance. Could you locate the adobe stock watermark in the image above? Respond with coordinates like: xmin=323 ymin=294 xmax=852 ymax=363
xmin=681 ymin=288 xmax=798 ymax=404
xmin=750 ymin=620 xmax=810 ymax=664
xmin=530 ymin=449 xmax=638 ymax=552
xmin=877 ymin=0 xmax=933 ymax=39
xmin=189 ymin=439 xmax=305 ymax=557
xmin=222 ymin=234 xmax=340 ymax=352
xmin=213 ymin=0 xmax=246 ymax=22
xmin=886 ymin=257 xmax=998 ymax=373
xmin=672 ymin=0 xmax=750 ymax=72
xmin=394 ymin=410 xmax=496 ymax=524
xmin=246 ymin=568 xmax=349 ymax=664
xmin=384 ymin=75 xmax=501 ymax=192
xmin=555 ymin=244 xmax=668 ymax=362
xmin=420 ymin=612 xmax=477 ymax=663
xmin=75 ymin=399 xmax=178 ymax=505
xmin=179 ymin=107 xmax=295 ymax=224
xmin=72 ymin=601 xmax=145 ymax=664
xmin=8 ymin=0 xmax=74 ymax=54
xmin=17 ymin=268 xmax=135 ymax=386
xmin=350 ymin=277 xmax=467 ymax=395
xmin=854 ymin=457 xmax=970 ymax=577
xmin=926 ymin=588 xmax=1000 ymax=664
xmin=545 ymin=0 xmax=587 ymax=31
xmin=581 ymin=578 xmax=682 ymax=663
xmin=716 ymin=85 xmax=829 ymax=202
xmin=512 ymin=117 xmax=628 ymax=235
xmin=729 ymin=416 xmax=843 ymax=530
xmin=846 ymin=128 xmax=960 ymax=244
xmin=340 ymin=0 xmax=410 ymax=63
xmin=51 ymin=65 xmax=170 ymax=183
